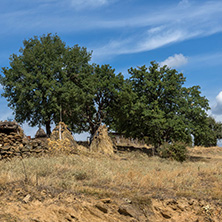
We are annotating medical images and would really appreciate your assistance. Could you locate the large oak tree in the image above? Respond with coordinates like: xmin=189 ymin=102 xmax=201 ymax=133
xmin=112 ymin=62 xmax=211 ymax=148
xmin=0 ymin=34 xmax=91 ymax=136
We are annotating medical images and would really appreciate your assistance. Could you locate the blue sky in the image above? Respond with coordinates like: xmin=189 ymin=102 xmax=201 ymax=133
xmin=0 ymin=0 xmax=222 ymax=140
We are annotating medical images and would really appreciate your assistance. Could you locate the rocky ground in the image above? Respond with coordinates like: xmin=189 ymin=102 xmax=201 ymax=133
xmin=0 ymin=180 xmax=221 ymax=222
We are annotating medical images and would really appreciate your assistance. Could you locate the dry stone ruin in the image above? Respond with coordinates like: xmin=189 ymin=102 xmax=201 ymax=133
xmin=0 ymin=121 xmax=48 ymax=159
xmin=0 ymin=121 xmax=118 ymax=159
xmin=0 ymin=120 xmax=23 ymax=146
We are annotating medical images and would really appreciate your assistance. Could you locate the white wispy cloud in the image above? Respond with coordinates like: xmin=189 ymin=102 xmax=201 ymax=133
xmin=2 ymin=1 xmax=221 ymax=31
xmin=92 ymin=1 xmax=222 ymax=30
xmin=160 ymin=54 xmax=188 ymax=68
xmin=93 ymin=29 xmax=184 ymax=59
xmin=0 ymin=1 xmax=222 ymax=59
xmin=92 ymin=1 xmax=222 ymax=59
xmin=178 ymin=0 xmax=190 ymax=8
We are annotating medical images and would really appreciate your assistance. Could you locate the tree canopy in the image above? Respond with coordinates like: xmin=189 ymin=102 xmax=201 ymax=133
xmin=0 ymin=34 xmax=91 ymax=136
xmin=112 ymin=62 xmax=211 ymax=148
xmin=61 ymin=64 xmax=124 ymax=139
xmin=194 ymin=116 xmax=222 ymax=147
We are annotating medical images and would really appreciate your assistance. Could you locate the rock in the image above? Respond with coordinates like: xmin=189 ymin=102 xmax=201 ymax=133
xmin=3 ymin=138 xmax=9 ymax=144
xmin=0 ymin=120 xmax=18 ymax=132
xmin=118 ymin=204 xmax=139 ymax=218
xmin=23 ymin=194 xmax=31 ymax=203
xmin=160 ymin=210 xmax=172 ymax=219
xmin=123 ymin=198 xmax=132 ymax=204
xmin=100 ymin=198 xmax=112 ymax=204
xmin=0 ymin=121 xmax=26 ymax=160
xmin=1 ymin=146 xmax=10 ymax=151
xmin=177 ymin=202 xmax=188 ymax=211
xmin=95 ymin=203 xmax=108 ymax=213
xmin=33 ymin=149 xmax=43 ymax=153
xmin=199 ymin=200 xmax=205 ymax=207
xmin=0 ymin=127 xmax=49 ymax=159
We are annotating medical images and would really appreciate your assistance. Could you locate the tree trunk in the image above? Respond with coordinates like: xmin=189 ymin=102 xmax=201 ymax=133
xmin=153 ymin=143 xmax=160 ymax=156
xmin=89 ymin=123 xmax=101 ymax=144
xmin=89 ymin=126 xmax=96 ymax=144
xmin=45 ymin=120 xmax=51 ymax=137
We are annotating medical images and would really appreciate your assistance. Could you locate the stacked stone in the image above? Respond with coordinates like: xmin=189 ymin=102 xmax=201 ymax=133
xmin=19 ymin=139 xmax=49 ymax=157
xmin=0 ymin=132 xmax=23 ymax=146
xmin=0 ymin=121 xmax=48 ymax=160
xmin=0 ymin=137 xmax=49 ymax=159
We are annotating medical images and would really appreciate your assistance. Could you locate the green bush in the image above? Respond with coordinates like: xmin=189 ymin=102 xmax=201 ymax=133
xmin=158 ymin=142 xmax=188 ymax=162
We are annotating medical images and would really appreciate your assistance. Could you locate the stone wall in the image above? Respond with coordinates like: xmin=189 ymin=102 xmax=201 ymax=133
xmin=0 ymin=132 xmax=48 ymax=160
xmin=0 ymin=120 xmax=49 ymax=160
xmin=109 ymin=132 xmax=147 ymax=147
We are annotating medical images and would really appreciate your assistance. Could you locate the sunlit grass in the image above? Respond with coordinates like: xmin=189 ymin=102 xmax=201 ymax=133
xmin=0 ymin=147 xmax=222 ymax=201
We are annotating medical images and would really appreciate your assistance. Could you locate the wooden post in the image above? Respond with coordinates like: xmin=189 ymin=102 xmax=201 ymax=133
xmin=59 ymin=105 xmax=62 ymax=141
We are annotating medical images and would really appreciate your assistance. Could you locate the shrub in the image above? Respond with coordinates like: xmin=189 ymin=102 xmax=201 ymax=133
xmin=158 ymin=142 xmax=188 ymax=162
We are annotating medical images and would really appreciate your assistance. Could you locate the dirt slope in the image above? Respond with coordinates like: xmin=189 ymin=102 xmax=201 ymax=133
xmin=0 ymin=181 xmax=221 ymax=222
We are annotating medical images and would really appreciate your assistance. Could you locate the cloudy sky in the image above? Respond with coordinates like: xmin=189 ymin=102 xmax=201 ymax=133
xmin=0 ymin=0 xmax=222 ymax=140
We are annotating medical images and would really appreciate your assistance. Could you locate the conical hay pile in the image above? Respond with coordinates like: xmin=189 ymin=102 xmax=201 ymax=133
xmin=35 ymin=128 xmax=47 ymax=138
xmin=48 ymin=122 xmax=78 ymax=153
xmin=90 ymin=125 xmax=114 ymax=155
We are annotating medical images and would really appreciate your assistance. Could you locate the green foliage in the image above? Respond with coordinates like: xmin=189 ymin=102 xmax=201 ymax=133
xmin=194 ymin=116 xmax=222 ymax=147
xmin=63 ymin=64 xmax=124 ymax=138
xmin=0 ymin=34 xmax=91 ymax=135
xmin=112 ymin=62 xmax=209 ymax=149
xmin=158 ymin=142 xmax=188 ymax=162
xmin=0 ymin=34 xmax=124 ymax=138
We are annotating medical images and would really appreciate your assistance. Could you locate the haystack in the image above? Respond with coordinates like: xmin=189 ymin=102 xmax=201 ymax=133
xmin=90 ymin=125 xmax=114 ymax=155
xmin=48 ymin=122 xmax=78 ymax=153
xmin=35 ymin=128 xmax=47 ymax=138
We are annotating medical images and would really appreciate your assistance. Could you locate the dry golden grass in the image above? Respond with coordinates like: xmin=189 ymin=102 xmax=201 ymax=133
xmin=0 ymin=147 xmax=222 ymax=201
